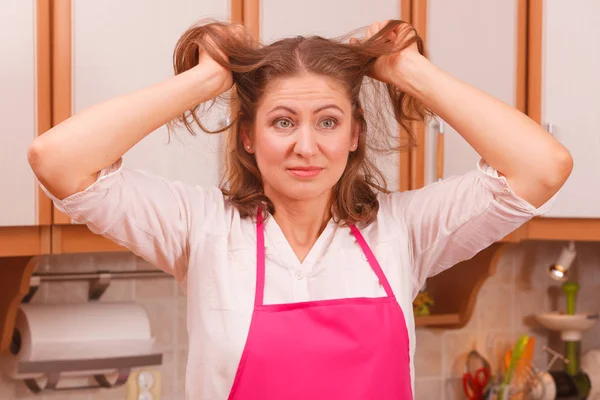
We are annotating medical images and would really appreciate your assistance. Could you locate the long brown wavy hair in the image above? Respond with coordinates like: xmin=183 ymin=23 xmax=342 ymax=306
xmin=169 ymin=20 xmax=430 ymax=226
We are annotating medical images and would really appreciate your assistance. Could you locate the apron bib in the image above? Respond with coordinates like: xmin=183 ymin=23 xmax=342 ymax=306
xmin=227 ymin=212 xmax=413 ymax=399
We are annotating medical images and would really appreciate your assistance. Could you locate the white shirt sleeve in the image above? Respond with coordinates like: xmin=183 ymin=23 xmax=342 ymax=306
xmin=39 ymin=159 xmax=226 ymax=285
xmin=379 ymin=158 xmax=558 ymax=293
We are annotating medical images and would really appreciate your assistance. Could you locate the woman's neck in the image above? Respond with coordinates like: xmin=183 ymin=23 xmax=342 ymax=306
xmin=268 ymin=192 xmax=332 ymax=262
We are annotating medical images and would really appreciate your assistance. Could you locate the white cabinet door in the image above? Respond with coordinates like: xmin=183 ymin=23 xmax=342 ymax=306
xmin=0 ymin=0 xmax=39 ymax=227
xmin=424 ymin=0 xmax=518 ymax=184
xmin=72 ymin=0 xmax=230 ymax=191
xmin=260 ymin=0 xmax=403 ymax=190
xmin=540 ymin=0 xmax=600 ymax=218
xmin=261 ymin=0 xmax=401 ymax=42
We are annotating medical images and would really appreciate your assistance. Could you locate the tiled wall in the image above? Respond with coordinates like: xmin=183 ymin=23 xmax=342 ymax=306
xmin=414 ymin=241 xmax=600 ymax=400
xmin=0 ymin=241 xmax=599 ymax=399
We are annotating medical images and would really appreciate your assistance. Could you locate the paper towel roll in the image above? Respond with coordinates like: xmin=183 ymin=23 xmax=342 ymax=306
xmin=3 ymin=302 xmax=156 ymax=380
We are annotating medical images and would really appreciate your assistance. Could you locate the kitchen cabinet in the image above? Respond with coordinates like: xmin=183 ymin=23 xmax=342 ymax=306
xmin=0 ymin=0 xmax=51 ymax=256
xmin=260 ymin=0 xmax=402 ymax=42
xmin=531 ymin=0 xmax=600 ymax=219
xmin=259 ymin=0 xmax=408 ymax=191
xmin=50 ymin=0 xmax=238 ymax=252
xmin=414 ymin=0 xmax=600 ymax=241
xmin=422 ymin=0 xmax=521 ymax=186
xmin=507 ymin=0 xmax=600 ymax=241
xmin=1 ymin=0 xmax=40 ymax=228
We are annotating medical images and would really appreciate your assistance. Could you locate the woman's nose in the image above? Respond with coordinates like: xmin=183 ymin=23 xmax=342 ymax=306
xmin=293 ymin=125 xmax=317 ymax=157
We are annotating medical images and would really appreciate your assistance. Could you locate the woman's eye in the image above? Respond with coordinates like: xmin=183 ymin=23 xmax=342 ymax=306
xmin=319 ymin=118 xmax=337 ymax=129
xmin=274 ymin=118 xmax=293 ymax=129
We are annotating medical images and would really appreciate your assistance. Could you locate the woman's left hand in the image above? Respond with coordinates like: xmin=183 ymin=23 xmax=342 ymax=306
xmin=351 ymin=20 xmax=428 ymax=93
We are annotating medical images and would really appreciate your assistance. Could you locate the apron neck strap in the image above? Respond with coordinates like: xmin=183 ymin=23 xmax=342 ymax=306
xmin=255 ymin=209 xmax=266 ymax=307
xmin=349 ymin=225 xmax=395 ymax=297
xmin=254 ymin=210 xmax=395 ymax=307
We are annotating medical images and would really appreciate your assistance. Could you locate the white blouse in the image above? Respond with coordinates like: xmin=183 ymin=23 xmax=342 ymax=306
xmin=42 ymin=158 xmax=556 ymax=399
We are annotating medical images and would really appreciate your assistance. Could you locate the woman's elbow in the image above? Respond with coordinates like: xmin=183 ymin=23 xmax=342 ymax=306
xmin=27 ymin=137 xmax=49 ymax=179
xmin=545 ymin=147 xmax=574 ymax=191
xmin=27 ymin=137 xmax=74 ymax=200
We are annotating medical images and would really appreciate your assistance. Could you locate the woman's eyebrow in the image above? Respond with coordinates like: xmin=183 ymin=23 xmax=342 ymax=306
xmin=267 ymin=105 xmax=297 ymax=115
xmin=314 ymin=104 xmax=344 ymax=115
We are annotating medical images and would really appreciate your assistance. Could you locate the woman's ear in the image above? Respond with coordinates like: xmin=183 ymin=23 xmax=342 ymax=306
xmin=350 ymin=106 xmax=364 ymax=152
xmin=240 ymin=123 xmax=254 ymax=153
xmin=350 ymin=120 xmax=361 ymax=152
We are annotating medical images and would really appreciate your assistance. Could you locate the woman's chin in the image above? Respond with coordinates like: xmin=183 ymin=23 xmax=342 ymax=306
xmin=277 ymin=182 xmax=332 ymax=203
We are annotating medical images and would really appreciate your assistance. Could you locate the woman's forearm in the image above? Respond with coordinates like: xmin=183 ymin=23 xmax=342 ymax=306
xmin=28 ymin=62 xmax=228 ymax=199
xmin=394 ymin=54 xmax=573 ymax=207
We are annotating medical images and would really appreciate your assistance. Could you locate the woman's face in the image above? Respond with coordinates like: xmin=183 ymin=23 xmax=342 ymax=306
xmin=246 ymin=73 xmax=359 ymax=205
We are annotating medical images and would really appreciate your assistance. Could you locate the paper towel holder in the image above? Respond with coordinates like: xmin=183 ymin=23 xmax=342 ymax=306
xmin=8 ymin=301 xmax=164 ymax=394
xmin=24 ymin=368 xmax=129 ymax=393
xmin=17 ymin=352 xmax=162 ymax=393
xmin=10 ymin=323 xmax=163 ymax=393
xmin=23 ymin=269 xmax=169 ymax=303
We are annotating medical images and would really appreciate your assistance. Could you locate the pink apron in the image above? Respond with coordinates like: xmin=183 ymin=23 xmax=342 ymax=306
xmin=227 ymin=212 xmax=413 ymax=399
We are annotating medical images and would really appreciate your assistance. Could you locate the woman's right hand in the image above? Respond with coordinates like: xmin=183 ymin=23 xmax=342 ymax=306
xmin=194 ymin=24 xmax=248 ymax=96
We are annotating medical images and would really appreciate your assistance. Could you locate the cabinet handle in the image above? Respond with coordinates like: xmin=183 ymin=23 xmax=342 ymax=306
xmin=435 ymin=117 xmax=445 ymax=181
xmin=545 ymin=122 xmax=554 ymax=136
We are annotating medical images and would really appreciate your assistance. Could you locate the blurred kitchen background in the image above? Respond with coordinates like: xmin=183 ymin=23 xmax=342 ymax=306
xmin=1 ymin=0 xmax=599 ymax=399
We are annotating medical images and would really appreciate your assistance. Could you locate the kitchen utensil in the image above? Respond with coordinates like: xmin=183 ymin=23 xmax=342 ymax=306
xmin=463 ymin=350 xmax=492 ymax=400
xmin=463 ymin=367 xmax=491 ymax=400
xmin=513 ymin=336 xmax=536 ymax=387
xmin=467 ymin=349 xmax=492 ymax=375
xmin=499 ymin=335 xmax=530 ymax=399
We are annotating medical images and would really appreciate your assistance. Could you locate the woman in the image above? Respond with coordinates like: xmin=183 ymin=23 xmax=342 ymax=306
xmin=28 ymin=20 xmax=572 ymax=399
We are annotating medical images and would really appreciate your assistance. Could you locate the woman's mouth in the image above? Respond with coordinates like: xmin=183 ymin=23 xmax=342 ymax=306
xmin=287 ymin=167 xmax=324 ymax=178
